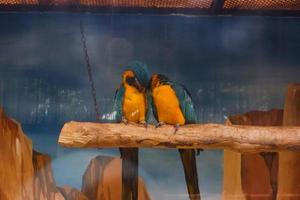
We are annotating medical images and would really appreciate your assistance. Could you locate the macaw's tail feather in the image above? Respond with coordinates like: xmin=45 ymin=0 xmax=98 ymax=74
xmin=179 ymin=149 xmax=201 ymax=200
xmin=120 ymin=148 xmax=139 ymax=200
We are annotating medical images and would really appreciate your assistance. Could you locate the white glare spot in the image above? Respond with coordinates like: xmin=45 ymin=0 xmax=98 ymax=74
xmin=16 ymin=137 xmax=21 ymax=164
xmin=130 ymin=110 xmax=139 ymax=117
xmin=101 ymin=111 xmax=117 ymax=121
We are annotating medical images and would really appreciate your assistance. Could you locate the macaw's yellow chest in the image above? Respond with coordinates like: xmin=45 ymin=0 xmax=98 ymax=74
xmin=122 ymin=85 xmax=146 ymax=123
xmin=152 ymin=85 xmax=185 ymax=125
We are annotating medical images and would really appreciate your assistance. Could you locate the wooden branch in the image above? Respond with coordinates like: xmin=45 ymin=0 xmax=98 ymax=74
xmin=58 ymin=122 xmax=300 ymax=153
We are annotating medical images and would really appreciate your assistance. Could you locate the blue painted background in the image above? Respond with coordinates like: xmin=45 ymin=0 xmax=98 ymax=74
xmin=0 ymin=13 xmax=300 ymax=200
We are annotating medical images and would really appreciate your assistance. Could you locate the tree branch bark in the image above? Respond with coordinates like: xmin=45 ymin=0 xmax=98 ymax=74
xmin=58 ymin=122 xmax=300 ymax=153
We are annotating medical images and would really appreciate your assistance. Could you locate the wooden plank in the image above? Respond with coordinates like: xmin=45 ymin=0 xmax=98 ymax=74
xmin=278 ymin=83 xmax=300 ymax=199
xmin=222 ymin=149 xmax=245 ymax=200
xmin=58 ymin=122 xmax=300 ymax=153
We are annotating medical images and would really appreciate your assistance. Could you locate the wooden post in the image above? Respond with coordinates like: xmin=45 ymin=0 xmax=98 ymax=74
xmin=277 ymin=84 xmax=300 ymax=199
xmin=222 ymin=109 xmax=283 ymax=200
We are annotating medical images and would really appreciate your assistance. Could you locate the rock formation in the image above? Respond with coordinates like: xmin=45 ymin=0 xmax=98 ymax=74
xmin=33 ymin=150 xmax=65 ymax=200
xmin=223 ymin=109 xmax=283 ymax=200
xmin=0 ymin=107 xmax=34 ymax=200
xmin=0 ymin=107 xmax=87 ymax=200
xmin=227 ymin=109 xmax=283 ymax=126
xmin=58 ymin=186 xmax=88 ymax=200
xmin=277 ymin=84 xmax=300 ymax=199
xmin=82 ymin=155 xmax=151 ymax=200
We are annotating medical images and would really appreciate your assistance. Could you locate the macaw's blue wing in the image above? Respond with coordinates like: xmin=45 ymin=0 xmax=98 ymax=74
xmin=112 ymin=84 xmax=125 ymax=123
xmin=145 ymin=91 xmax=157 ymax=124
xmin=171 ymin=83 xmax=198 ymax=124
xmin=172 ymin=83 xmax=200 ymax=198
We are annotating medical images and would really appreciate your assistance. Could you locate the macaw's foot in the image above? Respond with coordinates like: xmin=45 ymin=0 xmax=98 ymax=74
xmin=155 ymin=121 xmax=165 ymax=128
xmin=140 ymin=120 xmax=148 ymax=128
xmin=121 ymin=116 xmax=128 ymax=125
xmin=174 ymin=124 xmax=180 ymax=134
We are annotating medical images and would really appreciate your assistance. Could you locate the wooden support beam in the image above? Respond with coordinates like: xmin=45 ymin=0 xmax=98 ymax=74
xmin=278 ymin=83 xmax=300 ymax=199
xmin=59 ymin=122 xmax=300 ymax=153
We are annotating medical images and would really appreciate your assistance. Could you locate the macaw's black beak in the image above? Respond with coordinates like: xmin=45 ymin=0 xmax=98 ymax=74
xmin=137 ymin=84 xmax=146 ymax=93
xmin=126 ymin=76 xmax=145 ymax=92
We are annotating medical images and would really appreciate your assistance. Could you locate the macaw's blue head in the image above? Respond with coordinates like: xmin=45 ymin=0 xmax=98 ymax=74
xmin=122 ymin=61 xmax=150 ymax=91
xmin=149 ymin=73 xmax=169 ymax=91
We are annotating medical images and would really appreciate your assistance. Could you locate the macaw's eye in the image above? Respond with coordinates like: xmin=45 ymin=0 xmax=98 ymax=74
xmin=150 ymin=76 xmax=160 ymax=89
xmin=126 ymin=76 xmax=136 ymax=86
xmin=126 ymin=76 xmax=144 ymax=91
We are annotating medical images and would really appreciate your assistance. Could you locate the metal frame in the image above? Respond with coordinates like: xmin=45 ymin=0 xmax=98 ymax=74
xmin=0 ymin=3 xmax=300 ymax=16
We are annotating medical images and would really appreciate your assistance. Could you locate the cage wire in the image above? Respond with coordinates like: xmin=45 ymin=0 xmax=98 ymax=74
xmin=1 ymin=0 xmax=300 ymax=10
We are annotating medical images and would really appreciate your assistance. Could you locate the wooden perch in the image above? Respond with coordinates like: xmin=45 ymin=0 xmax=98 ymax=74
xmin=59 ymin=122 xmax=300 ymax=153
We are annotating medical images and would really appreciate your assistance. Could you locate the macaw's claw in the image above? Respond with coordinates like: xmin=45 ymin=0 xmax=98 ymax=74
xmin=121 ymin=116 xmax=128 ymax=125
xmin=155 ymin=121 xmax=165 ymax=128
xmin=174 ymin=124 xmax=180 ymax=134
xmin=140 ymin=121 xmax=148 ymax=128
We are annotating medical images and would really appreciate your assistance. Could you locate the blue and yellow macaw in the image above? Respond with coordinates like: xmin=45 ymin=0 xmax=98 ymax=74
xmin=149 ymin=74 xmax=201 ymax=200
xmin=112 ymin=61 xmax=150 ymax=200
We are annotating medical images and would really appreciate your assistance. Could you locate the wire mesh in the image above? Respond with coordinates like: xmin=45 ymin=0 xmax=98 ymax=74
xmin=0 ymin=0 xmax=213 ymax=8
xmin=223 ymin=0 xmax=300 ymax=10
xmin=1 ymin=0 xmax=300 ymax=12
